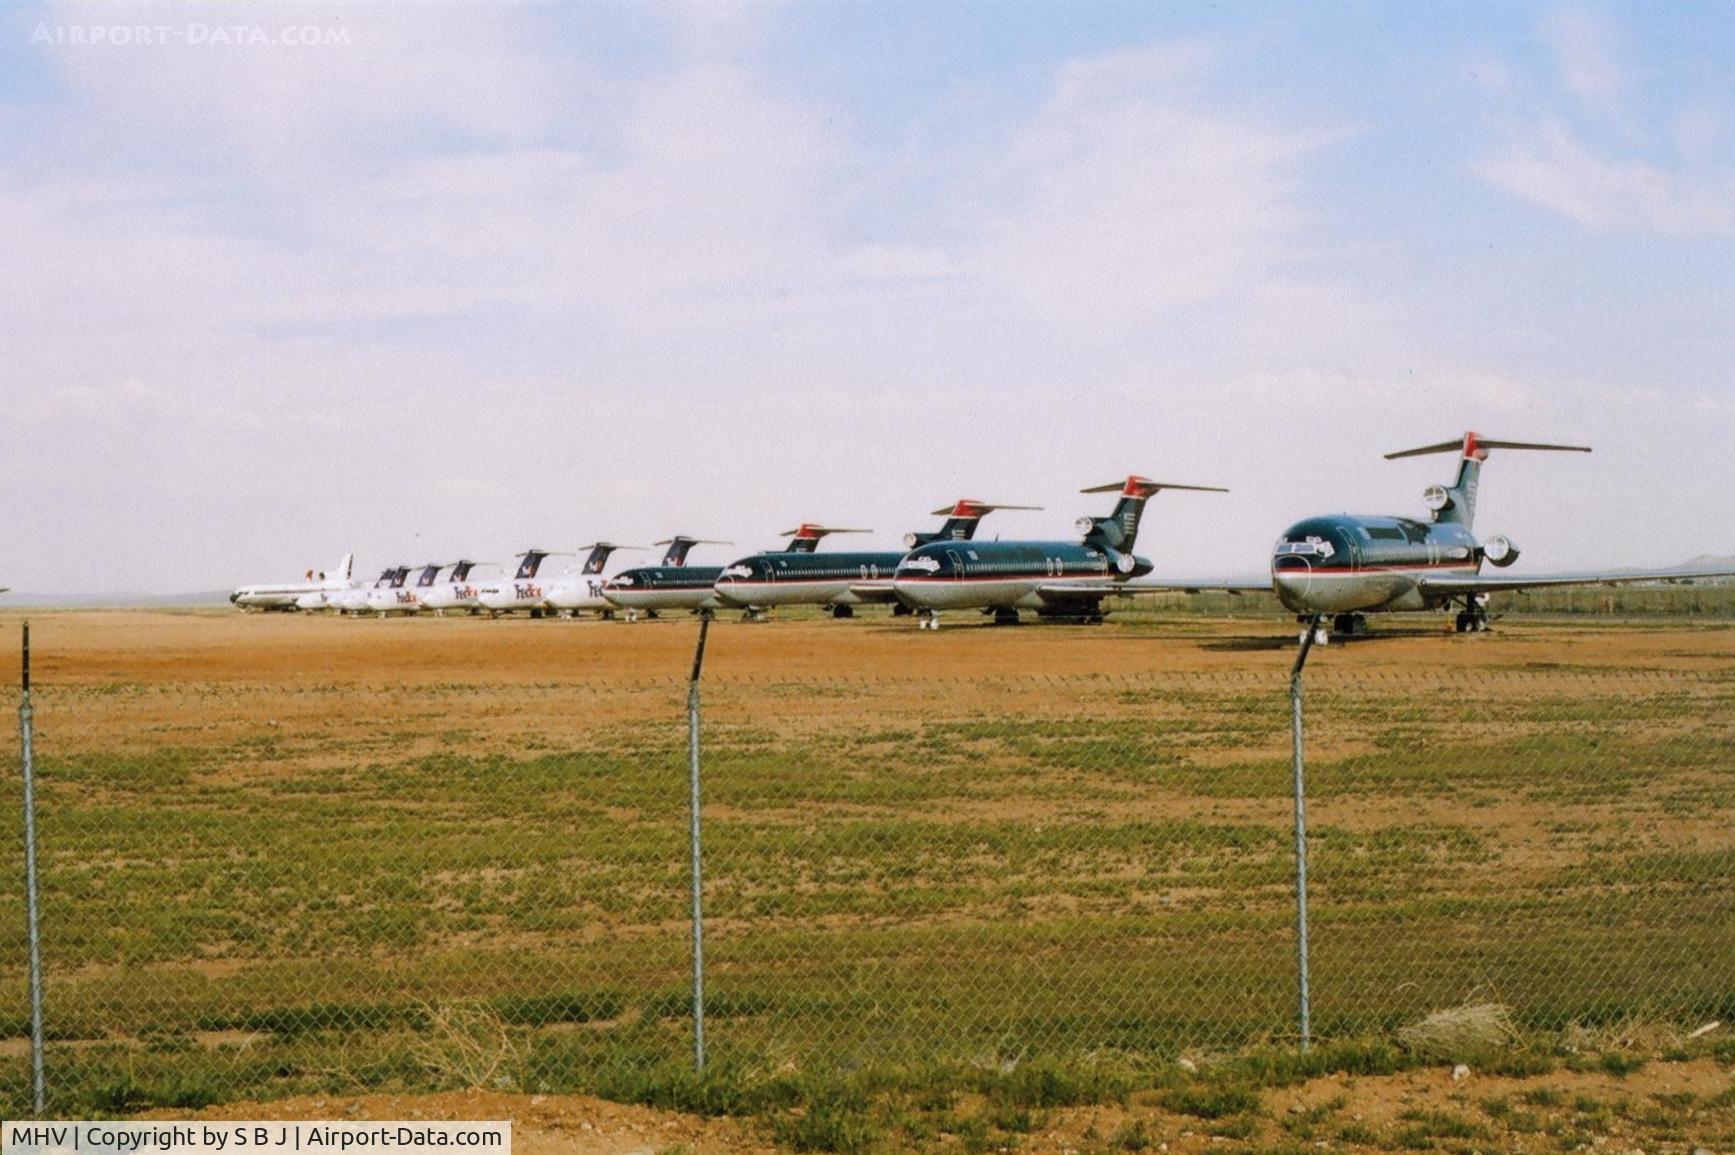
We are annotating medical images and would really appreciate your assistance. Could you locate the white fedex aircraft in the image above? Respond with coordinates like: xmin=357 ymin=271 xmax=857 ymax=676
xmin=477 ymin=550 xmax=561 ymax=616
xmin=367 ymin=564 xmax=434 ymax=616
xmin=331 ymin=566 xmax=398 ymax=615
xmin=420 ymin=560 xmax=487 ymax=616
xmin=231 ymin=553 xmax=354 ymax=611
xmin=545 ymin=543 xmax=640 ymax=617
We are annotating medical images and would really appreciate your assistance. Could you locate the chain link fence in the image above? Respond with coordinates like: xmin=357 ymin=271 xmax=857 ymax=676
xmin=3 ymin=625 xmax=1732 ymax=1114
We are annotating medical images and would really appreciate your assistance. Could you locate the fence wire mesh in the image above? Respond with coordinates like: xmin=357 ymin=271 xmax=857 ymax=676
xmin=3 ymin=639 xmax=1732 ymax=1115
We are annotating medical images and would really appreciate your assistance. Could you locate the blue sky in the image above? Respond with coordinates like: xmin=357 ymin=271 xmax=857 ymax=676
xmin=2 ymin=2 xmax=1732 ymax=592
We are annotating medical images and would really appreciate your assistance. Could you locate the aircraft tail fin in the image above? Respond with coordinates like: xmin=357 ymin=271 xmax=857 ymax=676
xmin=780 ymin=524 xmax=871 ymax=553
xmin=578 ymin=543 xmax=643 ymax=575
xmin=328 ymin=552 xmax=354 ymax=584
xmin=656 ymin=537 xmax=731 ymax=567
xmin=513 ymin=550 xmax=551 ymax=580
xmin=906 ymin=500 xmax=1041 ymax=548
xmin=1385 ymin=431 xmax=1591 ymax=530
xmin=1076 ymin=476 xmax=1228 ymax=552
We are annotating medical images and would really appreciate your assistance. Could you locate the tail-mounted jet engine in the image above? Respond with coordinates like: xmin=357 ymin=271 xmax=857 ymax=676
xmin=1423 ymin=485 xmax=1454 ymax=517
xmin=1482 ymin=535 xmax=1520 ymax=567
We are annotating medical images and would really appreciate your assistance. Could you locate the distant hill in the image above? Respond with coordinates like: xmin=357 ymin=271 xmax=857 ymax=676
xmin=1666 ymin=556 xmax=1735 ymax=584
xmin=0 ymin=590 xmax=233 ymax=609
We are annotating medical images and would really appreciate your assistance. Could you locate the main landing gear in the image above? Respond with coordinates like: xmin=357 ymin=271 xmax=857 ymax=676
xmin=992 ymin=607 xmax=1021 ymax=626
xmin=1453 ymin=594 xmax=1491 ymax=633
xmin=1297 ymin=613 xmax=1370 ymax=645
xmin=1454 ymin=609 xmax=1490 ymax=632
xmin=830 ymin=604 xmax=855 ymax=619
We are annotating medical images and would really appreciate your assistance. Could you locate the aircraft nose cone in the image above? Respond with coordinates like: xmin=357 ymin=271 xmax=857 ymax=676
xmin=712 ymin=577 xmax=749 ymax=607
xmin=1271 ymin=558 xmax=1313 ymax=609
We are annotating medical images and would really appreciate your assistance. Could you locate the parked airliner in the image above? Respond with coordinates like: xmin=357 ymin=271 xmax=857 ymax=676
xmin=477 ymin=550 xmax=562 ymax=616
xmin=331 ymin=567 xmax=399 ymax=615
xmin=602 ymin=537 xmax=732 ymax=620
xmin=367 ymin=563 xmax=443 ymax=616
xmin=230 ymin=553 xmax=354 ymax=611
xmin=546 ymin=544 xmax=641 ymax=617
xmin=420 ymin=561 xmax=486 ymax=616
xmin=890 ymin=479 xmax=1224 ymax=628
xmin=714 ymin=501 xmax=1039 ymax=618
xmin=1137 ymin=432 xmax=1735 ymax=642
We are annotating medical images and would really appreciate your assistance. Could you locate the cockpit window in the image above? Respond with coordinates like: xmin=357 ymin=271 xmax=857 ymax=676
xmin=1275 ymin=536 xmax=1336 ymax=559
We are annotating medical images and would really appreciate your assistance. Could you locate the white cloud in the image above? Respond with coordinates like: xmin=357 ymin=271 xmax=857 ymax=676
xmin=1539 ymin=8 xmax=1625 ymax=115
xmin=963 ymin=43 xmax=1331 ymax=328
xmin=1479 ymin=121 xmax=1735 ymax=236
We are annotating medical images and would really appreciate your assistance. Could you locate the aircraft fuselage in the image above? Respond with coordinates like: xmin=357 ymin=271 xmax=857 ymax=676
xmin=892 ymin=540 xmax=1153 ymax=611
xmin=1270 ymin=515 xmax=1481 ymax=615
xmin=605 ymin=565 xmax=727 ymax=612
xmin=714 ymin=550 xmax=905 ymax=608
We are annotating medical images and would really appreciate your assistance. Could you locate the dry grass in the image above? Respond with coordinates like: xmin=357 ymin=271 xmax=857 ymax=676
xmin=1398 ymin=1002 xmax=1519 ymax=1059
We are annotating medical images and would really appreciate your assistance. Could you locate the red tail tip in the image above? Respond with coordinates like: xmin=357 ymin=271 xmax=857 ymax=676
xmin=1463 ymin=432 xmax=1487 ymax=461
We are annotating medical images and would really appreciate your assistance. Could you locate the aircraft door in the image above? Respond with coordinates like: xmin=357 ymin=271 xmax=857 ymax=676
xmin=945 ymin=549 xmax=965 ymax=579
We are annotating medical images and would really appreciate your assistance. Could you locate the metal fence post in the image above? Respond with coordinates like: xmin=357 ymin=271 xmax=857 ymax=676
xmin=19 ymin=622 xmax=45 ymax=1111
xmin=687 ymin=612 xmax=713 ymax=1073
xmin=1289 ymin=615 xmax=1321 ymax=1052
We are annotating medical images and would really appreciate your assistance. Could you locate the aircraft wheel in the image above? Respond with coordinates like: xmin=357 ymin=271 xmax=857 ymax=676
xmin=993 ymin=608 xmax=1020 ymax=626
xmin=1332 ymin=613 xmax=1368 ymax=636
xmin=831 ymin=604 xmax=855 ymax=619
xmin=645 ymin=610 xmax=659 ymax=619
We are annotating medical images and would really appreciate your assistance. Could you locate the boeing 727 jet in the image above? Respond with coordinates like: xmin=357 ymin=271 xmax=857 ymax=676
xmin=477 ymin=550 xmax=560 ymax=616
xmin=714 ymin=501 xmax=1039 ymax=618
xmin=890 ymin=479 xmax=1225 ymax=628
xmin=546 ymin=544 xmax=641 ymax=617
xmin=601 ymin=537 xmax=733 ymax=620
xmin=230 ymin=553 xmax=354 ymax=611
xmin=1136 ymin=431 xmax=1735 ymax=642
xmin=420 ymin=560 xmax=487 ymax=616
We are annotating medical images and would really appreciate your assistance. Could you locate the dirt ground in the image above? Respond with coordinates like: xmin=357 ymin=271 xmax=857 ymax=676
xmin=3 ymin=607 xmax=1732 ymax=687
xmin=158 ymin=1055 xmax=1735 ymax=1154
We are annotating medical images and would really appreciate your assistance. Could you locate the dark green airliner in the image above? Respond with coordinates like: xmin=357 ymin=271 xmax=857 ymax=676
xmin=891 ymin=477 xmax=1226 ymax=628
xmin=1134 ymin=431 xmax=1735 ymax=642
xmin=712 ymin=501 xmax=1039 ymax=618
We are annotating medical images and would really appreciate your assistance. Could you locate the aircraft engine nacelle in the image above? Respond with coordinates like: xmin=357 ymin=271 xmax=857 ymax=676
xmin=1423 ymin=484 xmax=1454 ymax=514
xmin=1483 ymin=535 xmax=1520 ymax=567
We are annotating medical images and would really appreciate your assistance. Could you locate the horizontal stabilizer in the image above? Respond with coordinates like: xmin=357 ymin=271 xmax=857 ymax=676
xmin=1080 ymin=476 xmax=1229 ymax=496
xmin=926 ymin=501 xmax=1043 ymax=516
xmin=1385 ymin=432 xmax=1591 ymax=460
xmin=780 ymin=525 xmax=871 ymax=537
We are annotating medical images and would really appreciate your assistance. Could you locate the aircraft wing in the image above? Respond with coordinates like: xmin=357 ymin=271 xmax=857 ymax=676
xmin=1115 ymin=577 xmax=1275 ymax=596
xmin=1418 ymin=565 xmax=1735 ymax=596
xmin=846 ymin=583 xmax=900 ymax=604
xmin=1034 ymin=578 xmax=1273 ymax=601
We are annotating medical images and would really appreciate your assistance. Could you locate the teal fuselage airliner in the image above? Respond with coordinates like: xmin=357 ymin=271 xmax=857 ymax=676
xmin=891 ymin=477 xmax=1226 ymax=628
xmin=601 ymin=536 xmax=735 ymax=619
xmin=1133 ymin=431 xmax=1735 ymax=641
xmin=712 ymin=501 xmax=1038 ymax=617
